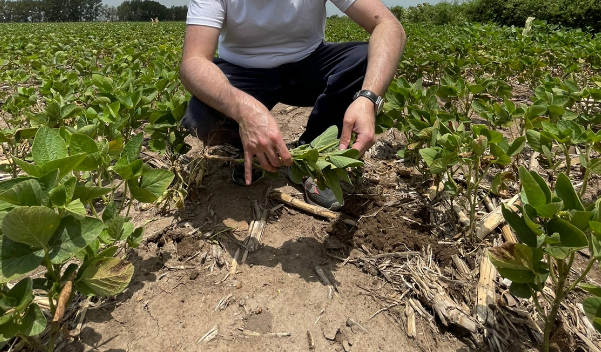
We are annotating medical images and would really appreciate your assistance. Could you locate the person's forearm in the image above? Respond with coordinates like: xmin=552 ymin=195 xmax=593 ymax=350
xmin=179 ymin=57 xmax=265 ymax=124
xmin=362 ymin=19 xmax=406 ymax=96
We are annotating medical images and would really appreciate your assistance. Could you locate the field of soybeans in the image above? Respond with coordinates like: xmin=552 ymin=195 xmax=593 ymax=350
xmin=1 ymin=17 xmax=601 ymax=352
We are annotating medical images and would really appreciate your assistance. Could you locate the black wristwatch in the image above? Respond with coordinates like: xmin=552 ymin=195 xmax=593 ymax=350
xmin=353 ymin=90 xmax=384 ymax=115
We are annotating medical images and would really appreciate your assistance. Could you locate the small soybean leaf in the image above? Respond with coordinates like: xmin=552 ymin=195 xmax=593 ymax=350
xmin=328 ymin=155 xmax=363 ymax=169
xmin=544 ymin=246 xmax=571 ymax=260
xmin=113 ymin=158 xmax=144 ymax=180
xmin=122 ymin=133 xmax=144 ymax=163
xmin=490 ymin=144 xmax=511 ymax=165
xmin=72 ymin=186 xmax=111 ymax=204
xmin=65 ymin=200 xmax=87 ymax=219
xmin=502 ymin=205 xmax=538 ymax=247
xmin=76 ymin=257 xmax=134 ymax=297
xmin=310 ymin=126 xmax=339 ymax=150
xmin=12 ymin=158 xmax=42 ymax=177
xmin=6 ymin=277 xmax=33 ymax=312
xmin=583 ymin=298 xmax=601 ymax=332
xmin=526 ymin=129 xmax=552 ymax=153
xmin=322 ymin=169 xmax=344 ymax=204
xmin=69 ymin=133 xmax=98 ymax=154
xmin=530 ymin=171 xmax=552 ymax=204
xmin=555 ymin=173 xmax=584 ymax=211
xmin=2 ymin=206 xmax=61 ymax=248
xmin=0 ymin=179 xmax=43 ymax=206
xmin=547 ymin=217 xmax=588 ymax=248
xmin=32 ymin=126 xmax=67 ymax=166
xmin=519 ymin=166 xmax=546 ymax=208
xmin=102 ymin=202 xmax=118 ymax=223
xmin=49 ymin=185 xmax=67 ymax=207
xmin=533 ymin=200 xmax=563 ymax=218
xmin=128 ymin=169 xmax=174 ymax=203
xmin=107 ymin=216 xmax=126 ymax=241
xmin=509 ymin=282 xmax=532 ymax=299
xmin=419 ymin=148 xmax=438 ymax=166
xmin=579 ymin=283 xmax=601 ymax=297
xmin=289 ymin=162 xmax=305 ymax=184
xmin=41 ymin=153 xmax=87 ymax=179
xmin=92 ymin=74 xmax=113 ymax=93
xmin=522 ymin=204 xmax=544 ymax=235
xmin=19 ymin=303 xmax=46 ymax=337
xmin=47 ymin=216 xmax=104 ymax=264
xmin=571 ymin=211 xmax=593 ymax=231
xmin=127 ymin=227 xmax=144 ymax=248
xmin=0 ymin=236 xmax=45 ymax=284
xmin=507 ymin=136 xmax=526 ymax=156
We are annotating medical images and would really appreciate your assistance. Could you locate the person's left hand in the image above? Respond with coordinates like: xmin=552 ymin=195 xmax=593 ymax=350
xmin=339 ymin=97 xmax=376 ymax=155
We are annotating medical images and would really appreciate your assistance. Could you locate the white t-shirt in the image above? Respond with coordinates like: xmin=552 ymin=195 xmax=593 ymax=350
xmin=187 ymin=0 xmax=356 ymax=68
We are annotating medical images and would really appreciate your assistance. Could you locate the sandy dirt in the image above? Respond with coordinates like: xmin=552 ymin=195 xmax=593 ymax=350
xmin=59 ymin=104 xmax=468 ymax=352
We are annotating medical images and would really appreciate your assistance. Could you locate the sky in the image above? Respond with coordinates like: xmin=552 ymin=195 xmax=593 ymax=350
xmin=102 ymin=0 xmax=443 ymax=15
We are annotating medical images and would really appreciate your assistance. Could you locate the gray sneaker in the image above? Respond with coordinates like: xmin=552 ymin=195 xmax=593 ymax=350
xmin=287 ymin=167 xmax=344 ymax=210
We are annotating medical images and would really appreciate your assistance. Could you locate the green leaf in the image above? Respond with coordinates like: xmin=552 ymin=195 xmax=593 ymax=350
xmin=76 ymin=257 xmax=134 ymax=297
xmin=41 ymin=153 xmax=87 ymax=179
xmin=328 ymin=155 xmax=363 ymax=169
xmin=488 ymin=244 xmax=537 ymax=283
xmin=127 ymin=227 xmax=144 ymax=248
xmin=107 ymin=101 xmax=120 ymax=118
xmin=70 ymin=133 xmax=98 ymax=154
xmin=113 ymin=158 xmax=144 ymax=180
xmin=530 ymin=171 xmax=552 ymax=204
xmin=0 ymin=236 xmax=45 ymax=284
xmin=32 ymin=126 xmax=67 ymax=167
xmin=72 ymin=186 xmax=111 ymax=204
xmin=583 ymin=297 xmax=601 ymax=332
xmin=92 ymin=74 xmax=113 ymax=93
xmin=525 ymin=129 xmax=552 ymax=154
xmin=509 ymin=282 xmax=532 ymax=299
xmin=322 ymin=169 xmax=344 ymax=205
xmin=0 ymin=179 xmax=43 ymax=206
xmin=289 ymin=162 xmax=305 ymax=184
xmin=502 ymin=205 xmax=538 ymax=247
xmin=2 ymin=206 xmax=61 ymax=249
xmin=122 ymin=133 xmax=144 ymax=164
xmin=547 ymin=217 xmax=588 ymax=248
xmin=310 ymin=126 xmax=339 ymax=150
xmin=12 ymin=158 xmax=42 ymax=177
xmin=507 ymin=136 xmax=526 ymax=157
xmin=128 ymin=169 xmax=174 ymax=203
xmin=571 ymin=211 xmax=593 ymax=231
xmin=490 ymin=144 xmax=511 ymax=165
xmin=6 ymin=277 xmax=33 ymax=312
xmin=533 ymin=201 xmax=563 ymax=218
xmin=49 ymin=185 xmax=67 ymax=207
xmin=65 ymin=200 xmax=87 ymax=219
xmin=47 ymin=216 xmax=104 ymax=264
xmin=579 ymin=283 xmax=601 ymax=297
xmin=519 ymin=166 xmax=546 ymax=208
xmin=555 ymin=173 xmax=584 ymax=211
xmin=19 ymin=303 xmax=46 ymax=337
xmin=544 ymin=246 xmax=571 ymax=260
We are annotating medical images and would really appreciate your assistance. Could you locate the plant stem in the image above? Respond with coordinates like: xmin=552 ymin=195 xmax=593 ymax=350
xmin=119 ymin=181 xmax=128 ymax=214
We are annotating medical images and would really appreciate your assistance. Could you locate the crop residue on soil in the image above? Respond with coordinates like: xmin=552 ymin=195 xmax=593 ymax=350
xmin=329 ymin=195 xmax=458 ymax=266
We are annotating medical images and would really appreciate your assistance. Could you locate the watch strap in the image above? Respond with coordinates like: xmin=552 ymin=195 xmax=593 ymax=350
xmin=353 ymin=90 xmax=383 ymax=115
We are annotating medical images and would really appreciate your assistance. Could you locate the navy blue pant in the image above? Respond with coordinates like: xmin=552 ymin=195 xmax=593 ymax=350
xmin=181 ymin=41 xmax=369 ymax=149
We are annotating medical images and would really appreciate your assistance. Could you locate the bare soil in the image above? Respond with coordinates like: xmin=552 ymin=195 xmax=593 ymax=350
xmin=61 ymin=105 xmax=466 ymax=352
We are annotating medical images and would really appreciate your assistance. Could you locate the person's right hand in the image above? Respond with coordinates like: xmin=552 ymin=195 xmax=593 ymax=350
xmin=238 ymin=110 xmax=292 ymax=185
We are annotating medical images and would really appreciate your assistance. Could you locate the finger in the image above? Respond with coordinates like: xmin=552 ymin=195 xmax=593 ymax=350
xmin=265 ymin=147 xmax=282 ymax=168
xmin=276 ymin=141 xmax=293 ymax=166
xmin=256 ymin=153 xmax=277 ymax=172
xmin=351 ymin=134 xmax=373 ymax=157
xmin=339 ymin=120 xmax=353 ymax=150
xmin=244 ymin=150 xmax=253 ymax=185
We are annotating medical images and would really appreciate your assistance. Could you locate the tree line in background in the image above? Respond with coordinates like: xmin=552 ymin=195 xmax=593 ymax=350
xmin=0 ymin=0 xmax=599 ymax=32
xmin=387 ymin=0 xmax=601 ymax=32
xmin=0 ymin=0 xmax=187 ymax=22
